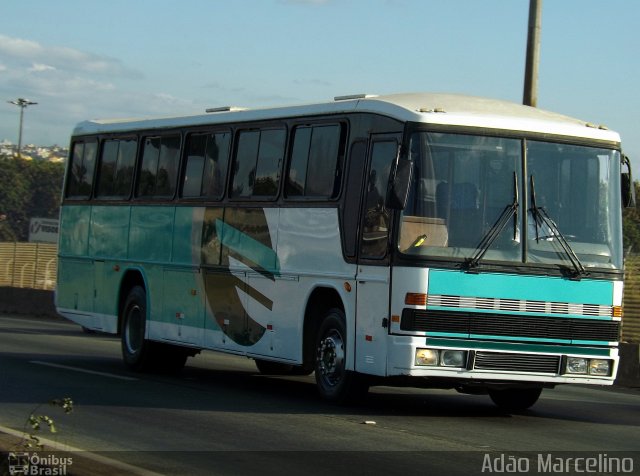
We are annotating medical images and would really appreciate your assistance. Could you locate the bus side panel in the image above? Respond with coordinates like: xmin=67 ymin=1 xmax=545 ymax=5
xmin=158 ymin=206 xmax=205 ymax=347
xmin=57 ymin=205 xmax=95 ymax=327
xmin=274 ymin=208 xmax=357 ymax=367
xmin=244 ymin=208 xmax=282 ymax=358
xmin=90 ymin=205 xmax=131 ymax=332
xmin=129 ymin=206 xmax=174 ymax=342
xmin=58 ymin=205 xmax=91 ymax=257
xmin=202 ymin=207 xmax=277 ymax=355
xmin=354 ymin=264 xmax=390 ymax=377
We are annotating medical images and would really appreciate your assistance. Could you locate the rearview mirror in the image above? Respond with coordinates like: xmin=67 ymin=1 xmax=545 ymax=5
xmin=622 ymin=155 xmax=635 ymax=208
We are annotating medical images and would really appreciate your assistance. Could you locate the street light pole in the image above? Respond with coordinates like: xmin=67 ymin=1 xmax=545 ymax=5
xmin=7 ymin=98 xmax=38 ymax=158
xmin=523 ymin=0 xmax=542 ymax=107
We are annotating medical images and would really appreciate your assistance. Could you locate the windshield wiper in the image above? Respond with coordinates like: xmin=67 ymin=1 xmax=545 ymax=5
xmin=465 ymin=172 xmax=519 ymax=272
xmin=529 ymin=175 xmax=587 ymax=280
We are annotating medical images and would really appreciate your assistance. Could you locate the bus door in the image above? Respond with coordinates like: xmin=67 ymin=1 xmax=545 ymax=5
xmin=355 ymin=134 xmax=400 ymax=376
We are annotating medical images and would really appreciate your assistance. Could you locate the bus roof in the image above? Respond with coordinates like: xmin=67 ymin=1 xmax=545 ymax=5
xmin=72 ymin=92 xmax=620 ymax=144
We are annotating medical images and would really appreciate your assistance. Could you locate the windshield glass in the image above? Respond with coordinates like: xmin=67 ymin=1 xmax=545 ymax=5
xmin=526 ymin=141 xmax=622 ymax=270
xmin=399 ymin=132 xmax=623 ymax=271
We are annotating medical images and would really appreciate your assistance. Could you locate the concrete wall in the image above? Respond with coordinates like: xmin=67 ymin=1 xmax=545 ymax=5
xmin=0 ymin=286 xmax=59 ymax=317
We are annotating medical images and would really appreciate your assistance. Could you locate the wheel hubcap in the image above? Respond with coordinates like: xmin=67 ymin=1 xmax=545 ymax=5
xmin=125 ymin=305 xmax=142 ymax=355
xmin=317 ymin=329 xmax=344 ymax=386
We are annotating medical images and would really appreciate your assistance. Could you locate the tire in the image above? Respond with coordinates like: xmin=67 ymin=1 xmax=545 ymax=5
xmin=314 ymin=308 xmax=368 ymax=403
xmin=121 ymin=286 xmax=154 ymax=371
xmin=489 ymin=387 xmax=542 ymax=412
xmin=121 ymin=286 xmax=189 ymax=373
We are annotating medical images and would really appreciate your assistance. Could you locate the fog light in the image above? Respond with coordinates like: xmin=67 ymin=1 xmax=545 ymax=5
xmin=440 ymin=350 xmax=467 ymax=368
xmin=589 ymin=359 xmax=611 ymax=376
xmin=415 ymin=348 xmax=438 ymax=366
xmin=566 ymin=357 xmax=588 ymax=374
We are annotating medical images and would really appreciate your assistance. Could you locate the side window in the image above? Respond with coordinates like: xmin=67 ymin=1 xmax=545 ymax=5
xmin=230 ymin=128 xmax=285 ymax=199
xmin=114 ymin=139 xmax=137 ymax=196
xmin=254 ymin=129 xmax=285 ymax=197
xmin=360 ymin=139 xmax=397 ymax=259
xmin=137 ymin=134 xmax=181 ymax=198
xmin=66 ymin=140 xmax=97 ymax=199
xmin=286 ymin=124 xmax=342 ymax=198
xmin=182 ymin=131 xmax=230 ymax=199
xmin=96 ymin=138 xmax=137 ymax=198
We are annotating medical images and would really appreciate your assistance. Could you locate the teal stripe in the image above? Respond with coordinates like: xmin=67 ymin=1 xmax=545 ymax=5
xmin=428 ymin=269 xmax=613 ymax=305
xmin=426 ymin=333 xmax=610 ymax=346
xmin=469 ymin=334 xmax=571 ymax=344
xmin=426 ymin=332 xmax=469 ymax=338
xmin=216 ymin=219 xmax=280 ymax=274
xmin=425 ymin=337 xmax=613 ymax=356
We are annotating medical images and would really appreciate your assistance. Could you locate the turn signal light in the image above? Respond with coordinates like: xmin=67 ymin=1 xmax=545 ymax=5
xmin=405 ymin=293 xmax=427 ymax=306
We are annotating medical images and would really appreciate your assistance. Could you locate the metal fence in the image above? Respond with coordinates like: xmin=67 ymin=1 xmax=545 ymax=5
xmin=0 ymin=241 xmax=638 ymax=342
xmin=0 ymin=242 xmax=57 ymax=290
xmin=623 ymin=255 xmax=640 ymax=343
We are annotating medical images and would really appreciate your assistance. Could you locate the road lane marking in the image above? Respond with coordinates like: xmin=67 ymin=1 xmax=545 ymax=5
xmin=30 ymin=361 xmax=138 ymax=381
xmin=0 ymin=423 xmax=162 ymax=476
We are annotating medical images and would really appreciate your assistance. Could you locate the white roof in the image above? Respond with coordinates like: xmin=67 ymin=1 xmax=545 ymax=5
xmin=73 ymin=92 xmax=620 ymax=144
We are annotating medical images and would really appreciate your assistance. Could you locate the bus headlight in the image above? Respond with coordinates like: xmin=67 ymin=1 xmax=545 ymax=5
xmin=440 ymin=350 xmax=467 ymax=368
xmin=415 ymin=348 xmax=438 ymax=366
xmin=565 ymin=357 xmax=612 ymax=376
xmin=566 ymin=357 xmax=588 ymax=374
xmin=588 ymin=359 xmax=611 ymax=376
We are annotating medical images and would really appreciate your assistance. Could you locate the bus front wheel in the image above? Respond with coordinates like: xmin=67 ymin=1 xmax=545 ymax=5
xmin=488 ymin=387 xmax=542 ymax=413
xmin=314 ymin=308 xmax=368 ymax=403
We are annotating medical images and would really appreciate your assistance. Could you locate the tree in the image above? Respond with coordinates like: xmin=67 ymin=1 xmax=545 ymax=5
xmin=0 ymin=154 xmax=64 ymax=241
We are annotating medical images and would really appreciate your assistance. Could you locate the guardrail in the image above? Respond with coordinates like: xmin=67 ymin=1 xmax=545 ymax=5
xmin=0 ymin=242 xmax=57 ymax=291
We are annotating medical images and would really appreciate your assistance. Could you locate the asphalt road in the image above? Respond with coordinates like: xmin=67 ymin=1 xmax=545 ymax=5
xmin=0 ymin=315 xmax=638 ymax=476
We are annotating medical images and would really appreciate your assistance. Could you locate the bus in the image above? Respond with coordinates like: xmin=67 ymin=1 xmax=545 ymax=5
xmin=56 ymin=92 xmax=633 ymax=411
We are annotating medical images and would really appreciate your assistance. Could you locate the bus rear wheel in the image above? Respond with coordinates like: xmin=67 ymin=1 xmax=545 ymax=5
xmin=121 ymin=286 xmax=188 ymax=373
xmin=121 ymin=286 xmax=153 ymax=371
xmin=314 ymin=308 xmax=368 ymax=403
xmin=488 ymin=387 xmax=542 ymax=413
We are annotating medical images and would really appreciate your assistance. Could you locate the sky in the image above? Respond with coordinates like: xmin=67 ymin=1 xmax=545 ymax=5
xmin=1 ymin=0 xmax=639 ymax=174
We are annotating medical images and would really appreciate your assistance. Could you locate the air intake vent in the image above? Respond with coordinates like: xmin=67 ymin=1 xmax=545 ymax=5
xmin=205 ymin=106 xmax=247 ymax=113
xmin=333 ymin=94 xmax=378 ymax=101
xmin=474 ymin=352 xmax=560 ymax=374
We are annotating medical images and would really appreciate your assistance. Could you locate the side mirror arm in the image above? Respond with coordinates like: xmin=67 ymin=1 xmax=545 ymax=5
xmin=621 ymin=154 xmax=635 ymax=208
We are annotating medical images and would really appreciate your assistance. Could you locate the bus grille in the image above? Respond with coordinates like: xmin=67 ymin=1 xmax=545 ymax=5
xmin=401 ymin=309 xmax=620 ymax=343
xmin=474 ymin=352 xmax=561 ymax=373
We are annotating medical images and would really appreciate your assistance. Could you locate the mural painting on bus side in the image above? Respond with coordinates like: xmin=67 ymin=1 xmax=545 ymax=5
xmin=201 ymin=207 xmax=280 ymax=346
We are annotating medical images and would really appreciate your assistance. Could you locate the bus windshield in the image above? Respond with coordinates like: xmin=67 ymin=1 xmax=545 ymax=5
xmin=399 ymin=131 xmax=623 ymax=271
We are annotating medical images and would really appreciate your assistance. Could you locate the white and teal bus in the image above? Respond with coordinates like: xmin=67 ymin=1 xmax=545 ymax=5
xmin=56 ymin=93 xmax=632 ymax=411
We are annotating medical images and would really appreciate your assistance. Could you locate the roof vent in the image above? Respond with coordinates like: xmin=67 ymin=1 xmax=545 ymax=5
xmin=334 ymin=94 xmax=378 ymax=101
xmin=205 ymin=106 xmax=248 ymax=113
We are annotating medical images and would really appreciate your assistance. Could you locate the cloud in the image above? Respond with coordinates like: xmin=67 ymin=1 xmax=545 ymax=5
xmin=0 ymin=34 xmax=142 ymax=78
xmin=0 ymin=35 xmax=166 ymax=145
xmin=28 ymin=63 xmax=56 ymax=73
xmin=293 ymin=78 xmax=332 ymax=87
